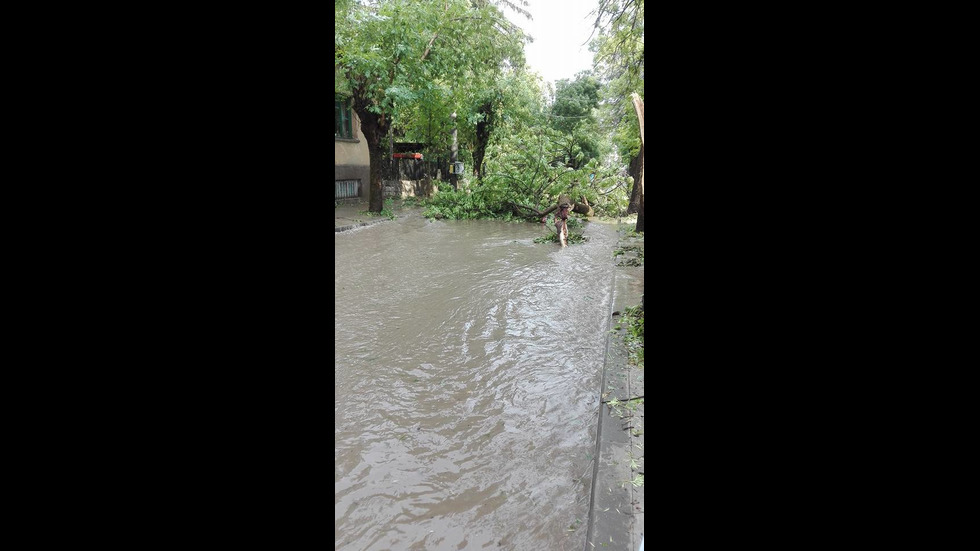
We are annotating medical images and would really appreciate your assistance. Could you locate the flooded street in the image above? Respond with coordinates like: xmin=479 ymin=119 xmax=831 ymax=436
xmin=335 ymin=210 xmax=618 ymax=550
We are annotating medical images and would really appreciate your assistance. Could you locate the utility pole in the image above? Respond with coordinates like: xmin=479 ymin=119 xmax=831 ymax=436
xmin=450 ymin=111 xmax=458 ymax=191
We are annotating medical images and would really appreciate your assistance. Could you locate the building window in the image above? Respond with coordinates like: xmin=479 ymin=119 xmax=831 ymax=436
xmin=336 ymin=179 xmax=361 ymax=199
xmin=335 ymin=97 xmax=354 ymax=139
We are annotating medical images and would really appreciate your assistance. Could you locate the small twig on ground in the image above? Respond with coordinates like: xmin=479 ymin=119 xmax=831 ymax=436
xmin=601 ymin=395 xmax=644 ymax=404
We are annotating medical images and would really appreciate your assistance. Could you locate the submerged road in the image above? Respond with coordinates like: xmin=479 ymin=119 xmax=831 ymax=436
xmin=335 ymin=209 xmax=624 ymax=550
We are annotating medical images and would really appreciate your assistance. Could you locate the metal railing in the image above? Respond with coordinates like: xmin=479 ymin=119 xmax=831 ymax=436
xmin=335 ymin=179 xmax=360 ymax=199
xmin=381 ymin=158 xmax=450 ymax=181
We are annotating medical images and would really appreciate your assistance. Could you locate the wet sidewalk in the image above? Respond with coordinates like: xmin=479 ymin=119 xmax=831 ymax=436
xmin=587 ymin=224 xmax=645 ymax=551
xmin=335 ymin=200 xmax=381 ymax=232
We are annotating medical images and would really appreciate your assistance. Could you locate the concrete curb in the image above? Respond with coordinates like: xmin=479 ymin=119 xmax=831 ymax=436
xmin=335 ymin=200 xmax=417 ymax=232
xmin=335 ymin=220 xmax=386 ymax=233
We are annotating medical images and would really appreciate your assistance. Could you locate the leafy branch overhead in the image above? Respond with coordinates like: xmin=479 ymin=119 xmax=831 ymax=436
xmin=336 ymin=0 xmax=529 ymax=212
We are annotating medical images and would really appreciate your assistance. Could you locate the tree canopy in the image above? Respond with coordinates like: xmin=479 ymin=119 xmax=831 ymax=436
xmin=334 ymin=0 xmax=643 ymax=225
xmin=335 ymin=0 xmax=527 ymax=210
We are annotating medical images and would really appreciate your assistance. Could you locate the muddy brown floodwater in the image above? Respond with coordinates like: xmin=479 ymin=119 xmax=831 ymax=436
xmin=335 ymin=209 xmax=617 ymax=550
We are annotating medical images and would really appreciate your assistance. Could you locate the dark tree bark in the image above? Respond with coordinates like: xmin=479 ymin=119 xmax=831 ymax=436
xmin=352 ymin=104 xmax=390 ymax=213
xmin=633 ymin=147 xmax=644 ymax=232
xmin=472 ymin=101 xmax=494 ymax=183
xmin=627 ymin=143 xmax=643 ymax=215
xmin=629 ymin=92 xmax=644 ymax=234
xmin=634 ymin=151 xmax=644 ymax=232
xmin=635 ymin=193 xmax=644 ymax=232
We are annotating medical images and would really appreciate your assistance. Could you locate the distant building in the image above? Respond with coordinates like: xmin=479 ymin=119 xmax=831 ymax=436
xmin=335 ymin=95 xmax=369 ymax=202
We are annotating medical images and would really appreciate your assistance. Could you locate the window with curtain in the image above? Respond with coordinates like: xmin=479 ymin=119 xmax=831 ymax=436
xmin=335 ymin=97 xmax=354 ymax=139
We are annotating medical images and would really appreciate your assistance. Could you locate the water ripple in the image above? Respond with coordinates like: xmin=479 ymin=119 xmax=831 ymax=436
xmin=336 ymin=214 xmax=618 ymax=550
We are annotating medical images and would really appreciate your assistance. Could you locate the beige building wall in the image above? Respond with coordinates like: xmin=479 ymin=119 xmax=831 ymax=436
xmin=335 ymin=110 xmax=371 ymax=200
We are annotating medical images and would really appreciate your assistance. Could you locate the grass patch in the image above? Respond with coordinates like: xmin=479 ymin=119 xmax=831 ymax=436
xmin=613 ymin=245 xmax=643 ymax=258
xmin=622 ymin=303 xmax=644 ymax=368
xmin=360 ymin=199 xmax=396 ymax=220
xmin=613 ymin=243 xmax=643 ymax=266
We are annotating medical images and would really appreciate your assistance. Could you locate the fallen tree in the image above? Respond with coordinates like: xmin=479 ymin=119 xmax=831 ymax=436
xmin=507 ymin=196 xmax=594 ymax=222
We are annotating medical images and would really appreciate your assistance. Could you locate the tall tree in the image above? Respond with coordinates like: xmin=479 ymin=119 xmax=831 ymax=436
xmin=412 ymin=1 xmax=532 ymax=183
xmin=550 ymin=74 xmax=600 ymax=133
xmin=548 ymin=73 xmax=602 ymax=170
xmin=471 ymin=88 xmax=500 ymax=181
xmin=336 ymin=0 xmax=525 ymax=211
xmin=590 ymin=0 xmax=644 ymax=227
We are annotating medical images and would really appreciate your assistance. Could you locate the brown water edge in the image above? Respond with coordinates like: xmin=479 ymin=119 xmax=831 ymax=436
xmin=336 ymin=209 xmax=618 ymax=550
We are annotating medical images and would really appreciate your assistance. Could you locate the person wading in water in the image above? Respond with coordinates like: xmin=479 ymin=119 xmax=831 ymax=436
xmin=554 ymin=194 xmax=573 ymax=248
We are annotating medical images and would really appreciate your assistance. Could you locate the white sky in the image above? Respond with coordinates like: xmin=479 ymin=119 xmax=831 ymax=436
xmin=508 ymin=0 xmax=598 ymax=88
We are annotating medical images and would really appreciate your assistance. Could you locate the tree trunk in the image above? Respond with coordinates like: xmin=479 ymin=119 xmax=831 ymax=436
xmin=633 ymin=148 xmax=644 ymax=232
xmin=574 ymin=195 xmax=593 ymax=217
xmin=635 ymin=193 xmax=644 ymax=232
xmin=627 ymin=144 xmax=643 ymax=215
xmin=472 ymin=101 xmax=493 ymax=183
xmin=355 ymin=107 xmax=389 ymax=213
xmin=634 ymin=159 xmax=644 ymax=232
xmin=630 ymin=92 xmax=644 ymax=233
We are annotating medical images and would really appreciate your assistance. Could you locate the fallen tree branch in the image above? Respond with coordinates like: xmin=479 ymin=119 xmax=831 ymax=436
xmin=539 ymin=204 xmax=558 ymax=217
xmin=508 ymin=201 xmax=543 ymax=216
xmin=572 ymin=199 xmax=593 ymax=216
xmin=602 ymin=395 xmax=644 ymax=404
xmin=507 ymin=201 xmax=594 ymax=222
